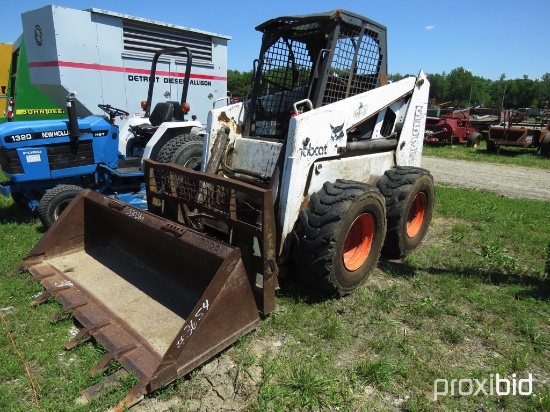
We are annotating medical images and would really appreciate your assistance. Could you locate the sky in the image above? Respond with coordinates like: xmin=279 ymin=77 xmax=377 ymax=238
xmin=2 ymin=0 xmax=549 ymax=81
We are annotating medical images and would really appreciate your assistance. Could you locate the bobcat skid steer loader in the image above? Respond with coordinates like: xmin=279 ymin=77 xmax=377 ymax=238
xmin=21 ymin=9 xmax=433 ymax=410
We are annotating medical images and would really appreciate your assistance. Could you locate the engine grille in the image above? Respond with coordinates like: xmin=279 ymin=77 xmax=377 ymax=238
xmin=47 ymin=142 xmax=95 ymax=170
xmin=0 ymin=149 xmax=22 ymax=174
xmin=0 ymin=142 xmax=95 ymax=175
xmin=123 ymin=22 xmax=213 ymax=66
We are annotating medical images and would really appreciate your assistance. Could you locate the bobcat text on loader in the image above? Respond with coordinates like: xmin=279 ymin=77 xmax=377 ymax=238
xmin=21 ymin=10 xmax=434 ymax=410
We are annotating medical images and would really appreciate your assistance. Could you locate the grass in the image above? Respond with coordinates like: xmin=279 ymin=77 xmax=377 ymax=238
xmin=0 ymin=183 xmax=549 ymax=411
xmin=423 ymin=139 xmax=550 ymax=170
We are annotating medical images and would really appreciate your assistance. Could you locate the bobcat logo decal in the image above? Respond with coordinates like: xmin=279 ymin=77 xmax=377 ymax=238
xmin=330 ymin=123 xmax=345 ymax=141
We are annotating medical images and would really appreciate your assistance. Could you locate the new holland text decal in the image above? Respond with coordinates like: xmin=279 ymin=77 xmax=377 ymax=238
xmin=4 ymin=129 xmax=109 ymax=143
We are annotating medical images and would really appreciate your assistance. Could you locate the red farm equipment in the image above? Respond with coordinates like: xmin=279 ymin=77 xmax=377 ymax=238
xmin=487 ymin=112 xmax=550 ymax=156
xmin=424 ymin=108 xmax=482 ymax=147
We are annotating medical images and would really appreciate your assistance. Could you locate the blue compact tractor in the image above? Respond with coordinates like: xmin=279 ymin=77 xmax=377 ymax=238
xmin=0 ymin=46 xmax=204 ymax=227
xmin=0 ymin=100 xmax=144 ymax=226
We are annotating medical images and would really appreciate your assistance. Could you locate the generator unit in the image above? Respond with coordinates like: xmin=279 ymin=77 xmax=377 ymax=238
xmin=18 ymin=5 xmax=229 ymax=126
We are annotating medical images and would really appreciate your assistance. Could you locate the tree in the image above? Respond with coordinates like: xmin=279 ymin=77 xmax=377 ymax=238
xmin=446 ymin=67 xmax=475 ymax=106
xmin=228 ymin=66 xmax=550 ymax=111
xmin=489 ymin=81 xmax=507 ymax=108
xmin=227 ymin=69 xmax=253 ymax=99
xmin=388 ymin=73 xmax=408 ymax=82
xmin=427 ymin=73 xmax=448 ymax=104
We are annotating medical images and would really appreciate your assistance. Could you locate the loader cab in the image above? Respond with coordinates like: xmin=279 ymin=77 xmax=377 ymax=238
xmin=243 ymin=9 xmax=388 ymax=140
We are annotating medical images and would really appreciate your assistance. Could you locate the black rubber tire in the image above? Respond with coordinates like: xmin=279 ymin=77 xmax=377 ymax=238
xmin=37 ymin=184 xmax=82 ymax=228
xmin=156 ymin=134 xmax=203 ymax=163
xmin=540 ymin=132 xmax=550 ymax=157
xmin=293 ymin=180 xmax=386 ymax=295
xmin=377 ymin=167 xmax=434 ymax=259
xmin=486 ymin=139 xmax=497 ymax=153
xmin=467 ymin=132 xmax=482 ymax=148
xmin=169 ymin=141 xmax=203 ymax=170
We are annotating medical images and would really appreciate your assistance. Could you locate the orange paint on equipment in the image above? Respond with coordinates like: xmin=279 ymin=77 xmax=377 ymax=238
xmin=343 ymin=213 xmax=375 ymax=271
xmin=407 ymin=192 xmax=427 ymax=238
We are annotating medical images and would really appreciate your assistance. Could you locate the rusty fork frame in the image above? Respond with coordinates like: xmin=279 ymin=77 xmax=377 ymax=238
xmin=144 ymin=159 xmax=279 ymax=315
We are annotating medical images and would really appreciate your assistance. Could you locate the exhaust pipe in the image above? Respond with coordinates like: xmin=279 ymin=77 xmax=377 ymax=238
xmin=66 ymin=92 xmax=80 ymax=150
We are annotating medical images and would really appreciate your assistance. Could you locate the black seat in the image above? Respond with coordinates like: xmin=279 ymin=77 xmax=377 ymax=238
xmin=129 ymin=101 xmax=184 ymax=140
xmin=149 ymin=102 xmax=176 ymax=127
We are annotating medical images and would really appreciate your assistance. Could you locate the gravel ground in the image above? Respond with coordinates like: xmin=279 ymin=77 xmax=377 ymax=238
xmin=421 ymin=156 xmax=550 ymax=201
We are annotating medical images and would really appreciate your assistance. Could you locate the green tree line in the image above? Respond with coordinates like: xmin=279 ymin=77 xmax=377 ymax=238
xmin=228 ymin=68 xmax=550 ymax=110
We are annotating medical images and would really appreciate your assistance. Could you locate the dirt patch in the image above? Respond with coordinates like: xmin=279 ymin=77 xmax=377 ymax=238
xmin=132 ymin=335 xmax=289 ymax=412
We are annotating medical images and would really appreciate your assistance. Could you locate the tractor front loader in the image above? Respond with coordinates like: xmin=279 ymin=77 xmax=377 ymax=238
xmin=21 ymin=9 xmax=434 ymax=410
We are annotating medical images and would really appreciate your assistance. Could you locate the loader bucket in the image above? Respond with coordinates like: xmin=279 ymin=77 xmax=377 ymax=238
xmin=21 ymin=189 xmax=261 ymax=409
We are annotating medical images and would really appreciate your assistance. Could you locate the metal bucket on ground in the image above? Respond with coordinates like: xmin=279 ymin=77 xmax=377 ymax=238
xmin=22 ymin=189 xmax=262 ymax=409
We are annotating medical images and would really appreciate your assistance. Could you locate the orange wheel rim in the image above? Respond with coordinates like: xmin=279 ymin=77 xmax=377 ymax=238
xmin=343 ymin=213 xmax=375 ymax=271
xmin=407 ymin=192 xmax=426 ymax=238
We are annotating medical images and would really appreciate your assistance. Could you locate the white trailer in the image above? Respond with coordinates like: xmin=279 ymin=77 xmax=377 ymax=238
xmin=21 ymin=5 xmax=229 ymax=127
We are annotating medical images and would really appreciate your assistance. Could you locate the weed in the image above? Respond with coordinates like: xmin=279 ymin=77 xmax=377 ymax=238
xmin=440 ymin=325 xmax=464 ymax=345
xmin=450 ymin=222 xmax=471 ymax=243
xmin=317 ymin=312 xmax=342 ymax=341
xmin=481 ymin=242 xmax=519 ymax=274
xmin=254 ymin=355 xmax=350 ymax=411
xmin=507 ymin=348 xmax=531 ymax=373
xmin=353 ymin=356 xmax=406 ymax=390
xmin=402 ymin=392 xmax=433 ymax=412
xmin=409 ymin=296 xmax=443 ymax=318
xmin=516 ymin=315 xmax=550 ymax=351
xmin=529 ymin=385 xmax=550 ymax=411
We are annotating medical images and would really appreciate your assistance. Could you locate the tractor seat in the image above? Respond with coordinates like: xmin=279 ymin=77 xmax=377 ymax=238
xmin=150 ymin=101 xmax=181 ymax=126
xmin=130 ymin=101 xmax=183 ymax=138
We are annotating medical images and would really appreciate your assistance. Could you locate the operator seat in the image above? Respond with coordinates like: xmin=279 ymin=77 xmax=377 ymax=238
xmin=129 ymin=101 xmax=183 ymax=137
xmin=149 ymin=102 xmax=175 ymax=127
xmin=126 ymin=102 xmax=184 ymax=156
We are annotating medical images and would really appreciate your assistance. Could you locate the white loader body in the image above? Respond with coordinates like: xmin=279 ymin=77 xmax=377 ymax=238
xmin=205 ymin=72 xmax=430 ymax=252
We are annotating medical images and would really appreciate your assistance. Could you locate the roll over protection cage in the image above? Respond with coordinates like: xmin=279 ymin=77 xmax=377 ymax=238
xmin=244 ymin=9 xmax=387 ymax=138
xmin=143 ymin=46 xmax=193 ymax=119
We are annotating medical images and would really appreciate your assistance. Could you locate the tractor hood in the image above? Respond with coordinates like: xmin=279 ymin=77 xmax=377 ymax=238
xmin=0 ymin=116 xmax=118 ymax=184
xmin=0 ymin=116 xmax=112 ymax=149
